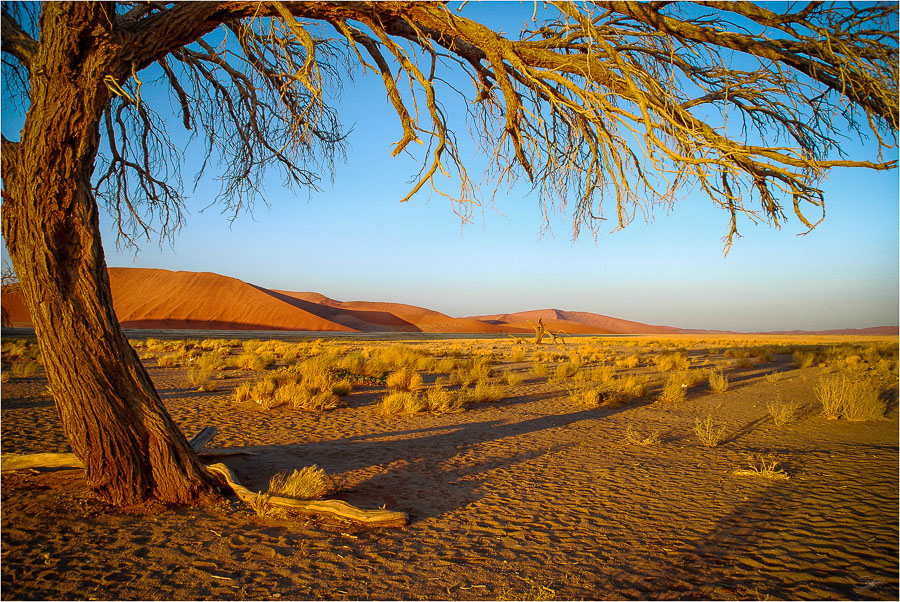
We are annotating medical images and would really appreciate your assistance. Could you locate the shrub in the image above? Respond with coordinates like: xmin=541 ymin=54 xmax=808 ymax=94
xmin=764 ymin=371 xmax=783 ymax=383
xmin=268 ymin=465 xmax=328 ymax=500
xmin=10 ymin=360 xmax=40 ymax=378
xmin=655 ymin=352 xmax=689 ymax=372
xmin=186 ymin=367 xmax=217 ymax=391
xmin=614 ymin=374 xmax=647 ymax=400
xmin=196 ymin=353 xmax=226 ymax=371
xmin=816 ymin=375 xmax=884 ymax=421
xmin=156 ymin=352 xmax=183 ymax=367
xmin=708 ymin=370 xmax=728 ymax=393
xmin=766 ymin=395 xmax=803 ymax=426
xmin=510 ymin=348 xmax=527 ymax=362
xmin=426 ymin=382 xmax=466 ymax=414
xmin=380 ymin=391 xmax=425 ymax=416
xmin=466 ymin=380 xmax=504 ymax=404
xmin=615 ymin=354 xmax=642 ymax=369
xmin=386 ymin=367 xmax=424 ymax=392
xmin=531 ymin=362 xmax=549 ymax=378
xmin=624 ymin=427 xmax=661 ymax=446
xmin=658 ymin=374 xmax=687 ymax=403
xmin=505 ymin=370 xmax=524 ymax=387
xmin=0 ymin=371 xmax=9 ymax=383
xmin=694 ymin=414 xmax=726 ymax=447
xmin=553 ymin=361 xmax=580 ymax=381
xmin=733 ymin=455 xmax=789 ymax=480
xmin=793 ymin=349 xmax=821 ymax=368
xmin=231 ymin=352 xmax=275 ymax=371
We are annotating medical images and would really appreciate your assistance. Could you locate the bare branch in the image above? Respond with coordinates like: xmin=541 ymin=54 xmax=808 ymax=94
xmin=1 ymin=6 xmax=37 ymax=69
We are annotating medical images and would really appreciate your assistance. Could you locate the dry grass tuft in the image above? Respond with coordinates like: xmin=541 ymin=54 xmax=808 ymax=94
xmin=816 ymin=375 xmax=886 ymax=421
xmin=708 ymin=370 xmax=728 ymax=393
xmin=694 ymin=414 xmax=726 ymax=447
xmin=733 ymin=455 xmax=789 ymax=480
xmin=766 ymin=394 xmax=803 ymax=426
xmin=268 ymin=465 xmax=328 ymax=500
xmin=624 ymin=427 xmax=661 ymax=446
xmin=658 ymin=374 xmax=687 ymax=403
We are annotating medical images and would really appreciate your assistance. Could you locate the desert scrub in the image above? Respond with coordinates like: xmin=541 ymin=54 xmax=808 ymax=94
xmin=793 ymin=348 xmax=822 ymax=368
xmin=654 ymin=352 xmax=690 ymax=372
xmin=386 ymin=367 xmax=424 ymax=392
xmin=465 ymin=380 xmax=504 ymax=404
xmin=624 ymin=427 xmax=661 ymax=446
xmin=531 ymin=362 xmax=550 ymax=378
xmin=425 ymin=381 xmax=466 ymax=414
xmin=552 ymin=361 xmax=581 ymax=381
xmin=186 ymin=367 xmax=218 ymax=392
xmin=156 ymin=351 xmax=185 ymax=367
xmin=657 ymin=374 xmax=687 ymax=403
xmin=10 ymin=359 xmax=40 ymax=378
xmin=615 ymin=353 xmax=642 ymax=369
xmin=708 ymin=370 xmax=728 ymax=393
xmin=733 ymin=455 xmax=789 ymax=480
xmin=509 ymin=348 xmax=527 ymax=363
xmin=380 ymin=391 xmax=426 ymax=416
xmin=612 ymin=374 xmax=647 ymax=400
xmin=196 ymin=353 xmax=226 ymax=371
xmin=230 ymin=352 xmax=275 ymax=371
xmin=694 ymin=414 xmax=726 ymax=447
xmin=268 ymin=465 xmax=328 ymax=500
xmin=504 ymin=370 xmax=524 ymax=387
xmin=815 ymin=375 xmax=885 ymax=421
xmin=766 ymin=394 xmax=803 ymax=426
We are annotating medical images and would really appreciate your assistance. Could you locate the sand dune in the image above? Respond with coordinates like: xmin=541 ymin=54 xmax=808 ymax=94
xmin=2 ymin=267 xmax=896 ymax=335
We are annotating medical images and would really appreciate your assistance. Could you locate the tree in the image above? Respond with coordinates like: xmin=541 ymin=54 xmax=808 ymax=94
xmin=1 ymin=1 xmax=896 ymax=505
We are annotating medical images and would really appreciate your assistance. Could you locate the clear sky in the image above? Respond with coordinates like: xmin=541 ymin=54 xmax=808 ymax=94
xmin=2 ymin=2 xmax=898 ymax=332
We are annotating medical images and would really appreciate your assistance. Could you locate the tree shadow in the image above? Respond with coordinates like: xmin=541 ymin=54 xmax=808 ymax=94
xmin=211 ymin=401 xmax=636 ymax=523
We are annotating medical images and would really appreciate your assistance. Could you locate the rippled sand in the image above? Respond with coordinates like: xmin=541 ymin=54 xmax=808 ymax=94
xmin=2 ymin=336 xmax=897 ymax=600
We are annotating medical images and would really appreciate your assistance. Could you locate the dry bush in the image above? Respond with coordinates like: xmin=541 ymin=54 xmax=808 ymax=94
xmin=0 ymin=371 xmax=10 ymax=383
xmin=386 ymin=367 xmax=424 ymax=392
xmin=426 ymin=382 xmax=466 ymax=414
xmin=694 ymin=414 xmax=726 ymax=447
xmin=466 ymin=380 xmax=504 ymax=404
xmin=186 ymin=367 xmax=217 ymax=391
xmin=233 ymin=382 xmax=253 ymax=404
xmin=613 ymin=374 xmax=647 ymax=400
xmin=553 ymin=361 xmax=580 ymax=381
xmin=248 ymin=492 xmax=273 ymax=517
xmin=196 ymin=353 xmax=226 ymax=371
xmin=793 ymin=348 xmax=822 ymax=368
xmin=658 ymin=374 xmax=687 ymax=403
xmin=505 ymin=371 xmax=524 ymax=387
xmin=815 ymin=375 xmax=885 ymax=421
xmin=531 ymin=362 xmax=549 ymax=378
xmin=764 ymin=371 xmax=783 ymax=383
xmin=708 ymin=370 xmax=728 ymax=393
xmin=268 ymin=465 xmax=328 ymax=500
xmin=510 ymin=348 xmax=527 ymax=363
xmin=10 ymin=359 xmax=40 ymax=378
xmin=615 ymin=353 xmax=642 ymax=369
xmin=655 ymin=352 xmax=690 ymax=372
xmin=733 ymin=455 xmax=789 ymax=480
xmin=571 ymin=387 xmax=604 ymax=408
xmin=766 ymin=394 xmax=803 ymax=426
xmin=624 ymin=427 xmax=661 ymax=446
xmin=156 ymin=351 xmax=185 ymax=367
xmin=380 ymin=391 xmax=425 ymax=416
xmin=231 ymin=352 xmax=275 ymax=371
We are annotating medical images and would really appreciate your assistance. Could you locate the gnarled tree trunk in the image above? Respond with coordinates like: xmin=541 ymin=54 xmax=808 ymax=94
xmin=0 ymin=3 xmax=217 ymax=506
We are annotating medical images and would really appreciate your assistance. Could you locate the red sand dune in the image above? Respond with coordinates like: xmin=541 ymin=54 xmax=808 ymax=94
xmin=2 ymin=267 xmax=897 ymax=335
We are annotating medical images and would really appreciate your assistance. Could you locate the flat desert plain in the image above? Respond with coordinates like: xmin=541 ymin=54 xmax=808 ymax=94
xmin=2 ymin=333 xmax=898 ymax=600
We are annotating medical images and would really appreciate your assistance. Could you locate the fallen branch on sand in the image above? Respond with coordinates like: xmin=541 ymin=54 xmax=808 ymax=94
xmin=1 ymin=426 xmax=408 ymax=528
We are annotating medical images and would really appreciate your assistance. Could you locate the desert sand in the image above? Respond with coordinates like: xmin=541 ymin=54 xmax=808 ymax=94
xmin=2 ymin=332 xmax=898 ymax=600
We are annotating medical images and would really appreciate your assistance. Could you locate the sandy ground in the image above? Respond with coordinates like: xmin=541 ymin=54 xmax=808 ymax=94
xmin=2 ymin=334 xmax=898 ymax=600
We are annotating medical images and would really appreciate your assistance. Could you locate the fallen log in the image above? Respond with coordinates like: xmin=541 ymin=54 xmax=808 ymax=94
xmin=188 ymin=426 xmax=218 ymax=452
xmin=1 ymin=452 xmax=82 ymax=472
xmin=206 ymin=462 xmax=408 ymax=528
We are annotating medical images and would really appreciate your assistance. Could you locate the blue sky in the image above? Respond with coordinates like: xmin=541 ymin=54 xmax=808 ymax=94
xmin=2 ymin=2 xmax=898 ymax=332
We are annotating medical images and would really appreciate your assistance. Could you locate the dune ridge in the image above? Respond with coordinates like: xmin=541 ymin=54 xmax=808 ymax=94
xmin=1 ymin=267 xmax=897 ymax=335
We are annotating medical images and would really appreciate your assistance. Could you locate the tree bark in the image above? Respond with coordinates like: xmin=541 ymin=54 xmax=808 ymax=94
xmin=0 ymin=2 xmax=217 ymax=506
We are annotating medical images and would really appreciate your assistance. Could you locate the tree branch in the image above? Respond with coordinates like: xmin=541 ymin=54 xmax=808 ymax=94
xmin=1 ymin=7 xmax=37 ymax=69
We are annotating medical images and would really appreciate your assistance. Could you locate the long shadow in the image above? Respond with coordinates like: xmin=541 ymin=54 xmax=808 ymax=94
xmin=212 ymin=401 xmax=638 ymax=522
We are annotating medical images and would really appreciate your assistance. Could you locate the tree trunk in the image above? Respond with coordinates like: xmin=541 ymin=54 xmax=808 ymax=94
xmin=0 ymin=3 xmax=218 ymax=506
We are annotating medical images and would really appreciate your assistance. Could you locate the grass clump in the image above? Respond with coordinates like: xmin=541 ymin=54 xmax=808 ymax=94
xmin=766 ymin=394 xmax=803 ymax=426
xmin=380 ymin=391 xmax=426 ymax=417
xmin=186 ymin=366 xmax=218 ymax=392
xmin=733 ymin=455 xmax=789 ymax=480
xmin=386 ymin=367 xmax=424 ymax=392
xmin=624 ymin=427 xmax=661 ymax=446
xmin=815 ymin=375 xmax=886 ymax=421
xmin=10 ymin=360 xmax=40 ymax=378
xmin=268 ymin=465 xmax=328 ymax=500
xmin=707 ymin=370 xmax=728 ymax=393
xmin=657 ymin=374 xmax=687 ymax=403
xmin=694 ymin=414 xmax=726 ymax=447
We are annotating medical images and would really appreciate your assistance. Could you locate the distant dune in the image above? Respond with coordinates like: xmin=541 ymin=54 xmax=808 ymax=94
xmin=1 ymin=267 xmax=897 ymax=336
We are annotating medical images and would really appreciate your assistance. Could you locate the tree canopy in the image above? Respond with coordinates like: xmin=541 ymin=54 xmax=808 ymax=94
xmin=4 ymin=1 xmax=897 ymax=251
